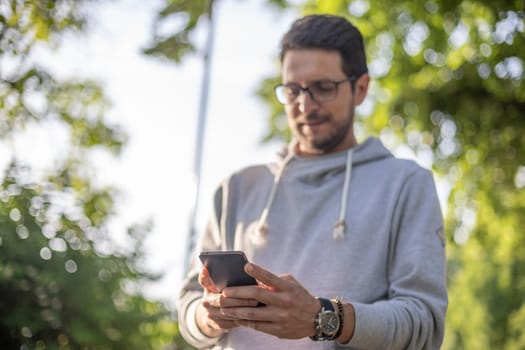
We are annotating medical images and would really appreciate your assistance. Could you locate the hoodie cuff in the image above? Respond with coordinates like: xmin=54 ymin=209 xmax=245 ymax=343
xmin=336 ymin=302 xmax=389 ymax=349
xmin=184 ymin=296 xmax=223 ymax=348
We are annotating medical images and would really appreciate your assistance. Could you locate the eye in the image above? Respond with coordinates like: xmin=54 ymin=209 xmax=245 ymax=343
xmin=313 ymin=82 xmax=336 ymax=93
xmin=283 ymin=84 xmax=301 ymax=97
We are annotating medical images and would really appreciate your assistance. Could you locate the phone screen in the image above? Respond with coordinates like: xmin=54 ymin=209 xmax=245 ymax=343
xmin=199 ymin=250 xmax=257 ymax=291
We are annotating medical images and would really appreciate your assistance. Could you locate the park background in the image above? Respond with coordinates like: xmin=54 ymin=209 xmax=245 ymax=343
xmin=1 ymin=0 xmax=523 ymax=349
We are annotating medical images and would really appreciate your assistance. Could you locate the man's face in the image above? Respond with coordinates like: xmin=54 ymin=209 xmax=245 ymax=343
xmin=281 ymin=49 xmax=368 ymax=156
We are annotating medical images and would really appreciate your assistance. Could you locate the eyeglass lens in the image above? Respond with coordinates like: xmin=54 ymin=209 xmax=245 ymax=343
xmin=275 ymin=79 xmax=352 ymax=105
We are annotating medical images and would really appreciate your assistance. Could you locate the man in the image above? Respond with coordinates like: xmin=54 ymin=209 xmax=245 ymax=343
xmin=178 ymin=14 xmax=447 ymax=349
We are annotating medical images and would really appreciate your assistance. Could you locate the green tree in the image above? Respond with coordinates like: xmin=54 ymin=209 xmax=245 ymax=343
xmin=0 ymin=1 xmax=182 ymax=348
xmin=145 ymin=0 xmax=525 ymax=348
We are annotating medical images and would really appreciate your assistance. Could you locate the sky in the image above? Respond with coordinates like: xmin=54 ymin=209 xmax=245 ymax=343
xmin=0 ymin=0 xmax=298 ymax=307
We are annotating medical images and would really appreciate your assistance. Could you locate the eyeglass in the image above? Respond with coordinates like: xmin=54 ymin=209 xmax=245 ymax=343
xmin=274 ymin=77 xmax=356 ymax=105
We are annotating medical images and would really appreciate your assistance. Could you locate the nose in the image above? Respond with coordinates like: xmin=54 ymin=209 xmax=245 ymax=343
xmin=297 ymin=90 xmax=319 ymax=114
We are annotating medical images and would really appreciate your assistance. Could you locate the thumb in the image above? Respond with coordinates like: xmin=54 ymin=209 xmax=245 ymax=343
xmin=199 ymin=267 xmax=220 ymax=293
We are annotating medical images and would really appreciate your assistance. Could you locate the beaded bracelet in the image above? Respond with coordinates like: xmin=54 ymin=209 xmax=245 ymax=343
xmin=334 ymin=298 xmax=344 ymax=339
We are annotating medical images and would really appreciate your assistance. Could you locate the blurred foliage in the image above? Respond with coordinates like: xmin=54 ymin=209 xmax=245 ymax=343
xmin=0 ymin=0 xmax=189 ymax=348
xmin=142 ymin=0 xmax=291 ymax=63
xmin=146 ymin=0 xmax=524 ymax=348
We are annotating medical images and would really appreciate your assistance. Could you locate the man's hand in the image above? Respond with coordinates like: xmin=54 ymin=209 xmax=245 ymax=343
xmin=219 ymin=263 xmax=320 ymax=339
xmin=196 ymin=267 xmax=260 ymax=337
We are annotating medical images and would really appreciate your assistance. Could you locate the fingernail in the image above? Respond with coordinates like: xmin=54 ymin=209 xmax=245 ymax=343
xmin=245 ymin=263 xmax=253 ymax=272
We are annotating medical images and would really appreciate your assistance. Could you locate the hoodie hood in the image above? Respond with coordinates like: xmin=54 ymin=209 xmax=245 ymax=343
xmin=277 ymin=137 xmax=392 ymax=183
xmin=256 ymin=137 xmax=393 ymax=241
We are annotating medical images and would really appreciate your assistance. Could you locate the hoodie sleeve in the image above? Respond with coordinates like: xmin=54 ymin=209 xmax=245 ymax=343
xmin=341 ymin=168 xmax=448 ymax=350
xmin=176 ymin=184 xmax=227 ymax=349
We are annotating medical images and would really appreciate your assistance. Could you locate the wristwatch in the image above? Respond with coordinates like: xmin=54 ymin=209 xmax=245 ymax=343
xmin=310 ymin=297 xmax=341 ymax=341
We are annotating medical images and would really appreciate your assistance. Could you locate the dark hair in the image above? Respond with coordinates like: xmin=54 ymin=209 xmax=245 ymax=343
xmin=279 ymin=14 xmax=368 ymax=79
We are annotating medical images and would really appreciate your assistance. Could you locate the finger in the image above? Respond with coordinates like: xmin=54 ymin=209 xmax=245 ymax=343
xmin=221 ymin=284 xmax=267 ymax=303
xmin=203 ymin=292 xmax=260 ymax=308
xmin=211 ymin=319 xmax=238 ymax=330
xmin=220 ymin=297 xmax=260 ymax=308
xmin=221 ymin=305 xmax=277 ymax=322
xmin=206 ymin=304 xmax=241 ymax=322
xmin=234 ymin=319 xmax=272 ymax=332
xmin=204 ymin=307 xmax=240 ymax=330
xmin=221 ymin=282 xmax=283 ymax=307
xmin=244 ymin=263 xmax=290 ymax=291
xmin=199 ymin=267 xmax=220 ymax=293
xmin=202 ymin=292 xmax=223 ymax=308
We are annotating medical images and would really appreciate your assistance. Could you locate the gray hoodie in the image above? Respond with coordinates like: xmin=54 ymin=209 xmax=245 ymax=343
xmin=178 ymin=137 xmax=447 ymax=350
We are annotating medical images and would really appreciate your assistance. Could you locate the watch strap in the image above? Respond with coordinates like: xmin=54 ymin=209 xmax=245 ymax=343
xmin=318 ymin=297 xmax=334 ymax=312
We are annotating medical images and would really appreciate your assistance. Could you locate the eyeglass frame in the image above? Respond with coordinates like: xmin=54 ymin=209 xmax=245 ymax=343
xmin=274 ymin=76 xmax=357 ymax=105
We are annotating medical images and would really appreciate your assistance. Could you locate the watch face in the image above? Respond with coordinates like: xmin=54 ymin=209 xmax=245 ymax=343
xmin=320 ymin=311 xmax=340 ymax=336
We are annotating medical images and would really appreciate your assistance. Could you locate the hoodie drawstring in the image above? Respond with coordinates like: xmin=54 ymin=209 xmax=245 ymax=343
xmin=255 ymin=152 xmax=294 ymax=237
xmin=255 ymin=147 xmax=354 ymax=242
xmin=333 ymin=149 xmax=353 ymax=240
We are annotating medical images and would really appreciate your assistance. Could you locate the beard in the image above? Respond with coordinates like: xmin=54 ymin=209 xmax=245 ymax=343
xmin=299 ymin=107 xmax=354 ymax=153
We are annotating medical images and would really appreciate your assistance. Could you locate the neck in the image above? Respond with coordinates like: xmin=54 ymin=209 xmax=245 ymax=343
xmin=294 ymin=140 xmax=358 ymax=158
xmin=295 ymin=134 xmax=358 ymax=158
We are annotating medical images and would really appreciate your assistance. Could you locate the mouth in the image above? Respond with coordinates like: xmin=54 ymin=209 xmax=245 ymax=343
xmin=303 ymin=119 xmax=324 ymax=126
xmin=299 ymin=117 xmax=328 ymax=133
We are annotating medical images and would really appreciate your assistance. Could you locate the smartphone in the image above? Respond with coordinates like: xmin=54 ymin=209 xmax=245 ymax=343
xmin=199 ymin=250 xmax=257 ymax=291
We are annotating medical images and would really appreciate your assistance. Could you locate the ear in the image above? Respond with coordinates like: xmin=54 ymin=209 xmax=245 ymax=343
xmin=354 ymin=73 xmax=370 ymax=105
